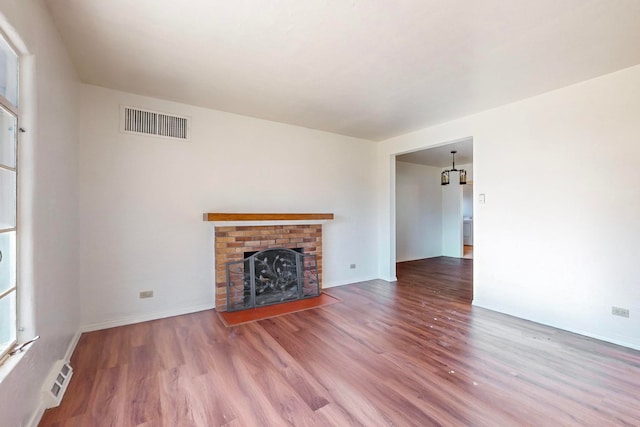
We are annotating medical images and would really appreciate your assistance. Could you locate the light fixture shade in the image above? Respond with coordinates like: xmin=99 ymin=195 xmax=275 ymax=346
xmin=459 ymin=169 xmax=467 ymax=185
xmin=441 ymin=170 xmax=450 ymax=185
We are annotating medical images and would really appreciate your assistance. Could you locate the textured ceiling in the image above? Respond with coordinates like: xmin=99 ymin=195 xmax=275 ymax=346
xmin=397 ymin=139 xmax=473 ymax=168
xmin=46 ymin=0 xmax=640 ymax=141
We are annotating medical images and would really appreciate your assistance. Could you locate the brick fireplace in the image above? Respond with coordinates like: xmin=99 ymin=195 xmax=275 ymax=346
xmin=204 ymin=213 xmax=333 ymax=311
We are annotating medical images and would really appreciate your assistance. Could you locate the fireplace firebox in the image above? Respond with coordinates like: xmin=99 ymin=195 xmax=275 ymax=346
xmin=225 ymin=247 xmax=319 ymax=311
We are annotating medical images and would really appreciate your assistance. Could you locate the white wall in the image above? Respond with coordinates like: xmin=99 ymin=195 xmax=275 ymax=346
xmin=463 ymin=183 xmax=473 ymax=246
xmin=378 ymin=64 xmax=640 ymax=350
xmin=395 ymin=161 xmax=442 ymax=262
xmin=78 ymin=84 xmax=378 ymax=329
xmin=0 ymin=0 xmax=79 ymax=426
xmin=441 ymin=179 xmax=462 ymax=257
xmin=462 ymin=184 xmax=473 ymax=219
xmin=442 ymin=163 xmax=473 ymax=257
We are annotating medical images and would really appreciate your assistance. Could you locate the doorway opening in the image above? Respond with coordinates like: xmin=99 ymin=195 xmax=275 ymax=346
xmin=393 ymin=137 xmax=473 ymax=300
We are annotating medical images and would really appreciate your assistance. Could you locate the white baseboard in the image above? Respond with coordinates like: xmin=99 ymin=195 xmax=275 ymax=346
xmin=80 ymin=302 xmax=215 ymax=332
xmin=64 ymin=331 xmax=81 ymax=361
xmin=26 ymin=330 xmax=82 ymax=427
xmin=26 ymin=402 xmax=46 ymax=427
xmin=323 ymin=276 xmax=379 ymax=288
xmin=472 ymin=300 xmax=640 ymax=351
xmin=396 ymin=255 xmax=441 ymax=263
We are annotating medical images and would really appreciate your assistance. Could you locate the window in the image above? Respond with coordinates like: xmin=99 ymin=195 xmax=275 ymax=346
xmin=0 ymin=32 xmax=18 ymax=360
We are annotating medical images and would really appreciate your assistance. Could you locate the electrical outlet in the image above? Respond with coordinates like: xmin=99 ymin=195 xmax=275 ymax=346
xmin=350 ymin=264 xmax=356 ymax=269
xmin=611 ymin=306 xmax=629 ymax=318
xmin=139 ymin=290 xmax=154 ymax=299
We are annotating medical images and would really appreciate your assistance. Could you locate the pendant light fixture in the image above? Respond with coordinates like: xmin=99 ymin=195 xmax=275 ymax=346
xmin=441 ymin=150 xmax=467 ymax=185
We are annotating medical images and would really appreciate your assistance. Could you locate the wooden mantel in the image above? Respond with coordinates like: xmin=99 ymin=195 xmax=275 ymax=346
xmin=203 ymin=213 xmax=334 ymax=221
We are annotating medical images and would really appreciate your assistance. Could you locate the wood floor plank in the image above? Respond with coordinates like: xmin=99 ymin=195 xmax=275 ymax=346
xmin=239 ymin=323 xmax=332 ymax=411
xmin=86 ymin=365 xmax=127 ymax=426
xmin=40 ymin=257 xmax=640 ymax=426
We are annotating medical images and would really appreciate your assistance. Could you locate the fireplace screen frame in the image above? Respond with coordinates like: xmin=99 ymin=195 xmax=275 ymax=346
xmin=225 ymin=247 xmax=320 ymax=312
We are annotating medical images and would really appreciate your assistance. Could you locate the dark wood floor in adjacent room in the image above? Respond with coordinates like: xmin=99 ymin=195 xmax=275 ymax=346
xmin=40 ymin=257 xmax=640 ymax=426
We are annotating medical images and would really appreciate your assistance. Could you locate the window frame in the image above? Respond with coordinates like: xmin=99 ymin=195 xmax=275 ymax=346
xmin=0 ymin=31 xmax=19 ymax=362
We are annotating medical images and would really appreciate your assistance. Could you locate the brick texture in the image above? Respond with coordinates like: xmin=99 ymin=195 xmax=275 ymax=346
xmin=214 ymin=224 xmax=323 ymax=311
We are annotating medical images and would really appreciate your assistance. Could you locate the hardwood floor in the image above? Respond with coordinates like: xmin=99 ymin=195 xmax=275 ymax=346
xmin=40 ymin=257 xmax=640 ymax=426
xmin=396 ymin=256 xmax=473 ymax=303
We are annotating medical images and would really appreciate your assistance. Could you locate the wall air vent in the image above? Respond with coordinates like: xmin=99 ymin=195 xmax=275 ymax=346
xmin=42 ymin=360 xmax=73 ymax=408
xmin=120 ymin=106 xmax=190 ymax=141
